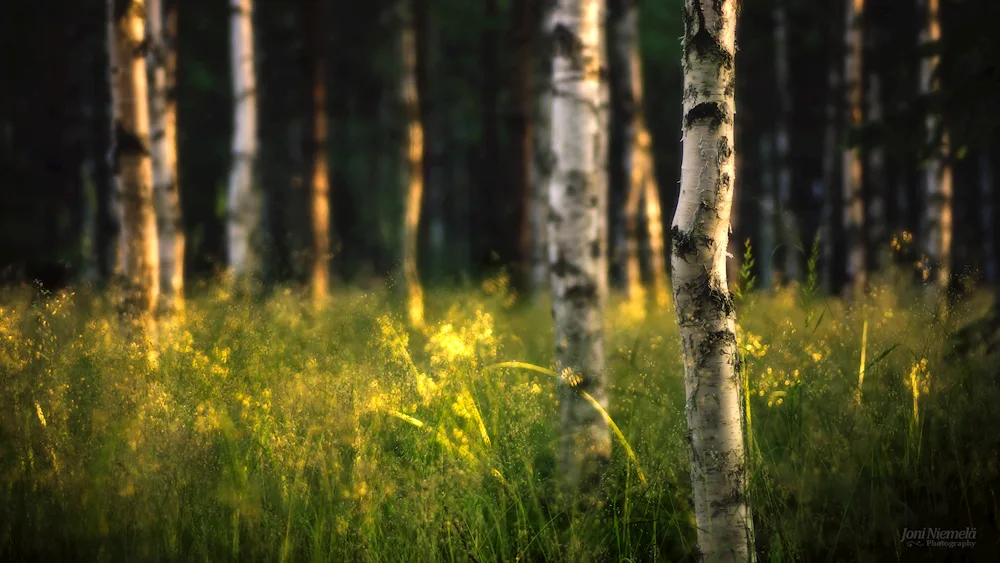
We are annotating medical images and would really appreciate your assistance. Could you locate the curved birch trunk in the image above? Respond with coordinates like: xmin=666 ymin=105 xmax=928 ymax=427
xmin=548 ymin=0 xmax=611 ymax=493
xmin=672 ymin=1 xmax=754 ymax=560
xmin=305 ymin=0 xmax=330 ymax=305
xmin=400 ymin=0 xmax=425 ymax=328
xmin=774 ymin=0 xmax=799 ymax=282
xmin=920 ymin=0 xmax=952 ymax=302
xmin=109 ymin=0 xmax=159 ymax=324
xmin=843 ymin=0 xmax=866 ymax=298
xmin=227 ymin=0 xmax=261 ymax=285
xmin=147 ymin=0 xmax=184 ymax=313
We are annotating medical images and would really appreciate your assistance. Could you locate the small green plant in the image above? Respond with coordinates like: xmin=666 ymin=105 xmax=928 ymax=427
xmin=733 ymin=238 xmax=757 ymax=302
xmin=799 ymin=232 xmax=823 ymax=329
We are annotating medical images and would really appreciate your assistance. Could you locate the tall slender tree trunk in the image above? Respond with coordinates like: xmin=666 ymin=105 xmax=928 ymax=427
xmin=531 ymin=2 xmax=554 ymax=293
xmin=919 ymin=0 xmax=952 ymax=300
xmin=773 ymin=0 xmax=799 ymax=282
xmin=980 ymin=150 xmax=996 ymax=283
xmin=672 ymin=0 xmax=754 ymax=560
xmin=644 ymin=176 xmax=669 ymax=306
xmin=821 ymin=58 xmax=840 ymax=294
xmin=866 ymin=69 xmax=888 ymax=272
xmin=227 ymin=0 xmax=262 ymax=286
xmin=480 ymin=0 xmax=502 ymax=272
xmin=548 ymin=0 xmax=611 ymax=493
xmin=304 ymin=0 xmax=330 ymax=304
xmin=758 ymin=135 xmax=776 ymax=289
xmin=842 ymin=0 xmax=866 ymax=298
xmin=83 ymin=10 xmax=112 ymax=286
xmin=423 ymin=11 xmax=447 ymax=281
xmin=610 ymin=0 xmax=643 ymax=303
xmin=109 ymin=0 xmax=160 ymax=324
xmin=612 ymin=0 xmax=667 ymax=308
xmin=510 ymin=0 xmax=536 ymax=295
xmin=100 ymin=13 xmax=125 ymax=285
xmin=148 ymin=0 xmax=184 ymax=312
xmin=400 ymin=0 xmax=425 ymax=328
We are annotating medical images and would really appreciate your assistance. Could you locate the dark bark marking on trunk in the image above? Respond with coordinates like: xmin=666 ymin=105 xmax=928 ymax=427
xmin=685 ymin=102 xmax=726 ymax=131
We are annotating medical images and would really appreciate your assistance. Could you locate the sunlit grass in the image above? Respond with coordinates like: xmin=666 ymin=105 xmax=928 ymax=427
xmin=0 ymin=272 xmax=998 ymax=561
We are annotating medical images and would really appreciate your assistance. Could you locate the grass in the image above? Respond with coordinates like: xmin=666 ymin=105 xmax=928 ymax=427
xmin=1 ymin=271 xmax=998 ymax=562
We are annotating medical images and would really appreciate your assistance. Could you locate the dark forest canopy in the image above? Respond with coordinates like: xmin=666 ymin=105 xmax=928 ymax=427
xmin=0 ymin=0 xmax=997 ymax=295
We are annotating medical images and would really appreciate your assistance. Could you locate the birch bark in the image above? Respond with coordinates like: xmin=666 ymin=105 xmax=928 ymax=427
xmin=671 ymin=0 xmax=754 ymax=559
xmin=400 ymin=0 xmax=425 ymax=328
xmin=548 ymin=0 xmax=611 ymax=492
xmin=920 ymin=0 xmax=952 ymax=300
xmin=227 ymin=0 xmax=262 ymax=285
xmin=148 ymin=0 xmax=184 ymax=312
xmin=109 ymin=0 xmax=160 ymax=324
xmin=843 ymin=0 xmax=866 ymax=297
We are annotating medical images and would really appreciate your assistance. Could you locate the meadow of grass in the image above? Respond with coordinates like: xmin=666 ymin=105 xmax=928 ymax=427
xmin=1 ymin=269 xmax=998 ymax=561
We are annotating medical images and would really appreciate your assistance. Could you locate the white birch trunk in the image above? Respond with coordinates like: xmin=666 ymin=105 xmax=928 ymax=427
xmin=842 ymin=0 xmax=866 ymax=297
xmin=672 ymin=0 xmax=754 ymax=560
xmin=532 ymin=1 xmax=556 ymax=292
xmin=109 ymin=0 xmax=160 ymax=323
xmin=531 ymin=85 xmax=553 ymax=291
xmin=920 ymin=0 xmax=952 ymax=299
xmin=400 ymin=0 xmax=425 ymax=328
xmin=548 ymin=0 xmax=611 ymax=492
xmin=866 ymin=70 xmax=888 ymax=271
xmin=147 ymin=0 xmax=184 ymax=312
xmin=774 ymin=1 xmax=799 ymax=282
xmin=227 ymin=0 xmax=261 ymax=284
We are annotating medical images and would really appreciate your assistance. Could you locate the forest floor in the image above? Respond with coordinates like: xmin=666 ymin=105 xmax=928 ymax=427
xmin=1 ymin=271 xmax=998 ymax=562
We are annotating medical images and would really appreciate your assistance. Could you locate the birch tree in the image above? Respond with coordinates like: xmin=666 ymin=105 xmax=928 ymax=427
xmin=305 ymin=0 xmax=331 ymax=305
xmin=671 ymin=0 xmax=754 ymax=559
xmin=919 ymin=0 xmax=952 ymax=300
xmin=612 ymin=0 xmax=668 ymax=309
xmin=227 ymin=0 xmax=262 ymax=285
xmin=842 ymin=0 xmax=866 ymax=297
xmin=866 ymin=68 xmax=888 ymax=271
xmin=548 ymin=0 xmax=611 ymax=492
xmin=773 ymin=0 xmax=799 ymax=281
xmin=147 ymin=0 xmax=184 ymax=312
xmin=644 ymin=171 xmax=669 ymax=307
xmin=820 ymin=55 xmax=839 ymax=294
xmin=531 ymin=1 xmax=555 ymax=292
xmin=109 ymin=0 xmax=160 ymax=323
xmin=400 ymin=0 xmax=425 ymax=328
xmin=511 ymin=0 xmax=537 ymax=295
xmin=759 ymin=135 xmax=776 ymax=288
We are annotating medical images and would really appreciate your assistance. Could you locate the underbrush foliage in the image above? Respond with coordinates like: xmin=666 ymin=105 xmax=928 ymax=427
xmin=0 ymin=272 xmax=998 ymax=561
